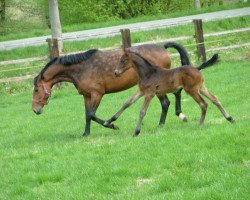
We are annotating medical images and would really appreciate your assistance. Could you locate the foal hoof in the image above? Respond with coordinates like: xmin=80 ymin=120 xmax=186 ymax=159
xmin=227 ymin=116 xmax=235 ymax=123
xmin=110 ymin=124 xmax=119 ymax=130
xmin=179 ymin=113 xmax=188 ymax=122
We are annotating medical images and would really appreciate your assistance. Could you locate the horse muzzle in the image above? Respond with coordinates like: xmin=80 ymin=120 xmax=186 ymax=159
xmin=32 ymin=105 xmax=43 ymax=115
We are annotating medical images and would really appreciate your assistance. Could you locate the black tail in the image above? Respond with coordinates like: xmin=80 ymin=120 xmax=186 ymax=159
xmin=164 ymin=42 xmax=190 ymax=65
xmin=197 ymin=54 xmax=219 ymax=70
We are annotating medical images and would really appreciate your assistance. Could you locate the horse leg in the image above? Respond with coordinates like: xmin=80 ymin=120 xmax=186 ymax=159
xmin=104 ymin=90 xmax=143 ymax=125
xmin=200 ymin=85 xmax=235 ymax=123
xmin=188 ymin=90 xmax=208 ymax=126
xmin=134 ymin=94 xmax=153 ymax=136
xmin=157 ymin=94 xmax=170 ymax=126
xmin=83 ymin=96 xmax=92 ymax=136
xmin=89 ymin=92 xmax=119 ymax=130
xmin=174 ymin=89 xmax=188 ymax=122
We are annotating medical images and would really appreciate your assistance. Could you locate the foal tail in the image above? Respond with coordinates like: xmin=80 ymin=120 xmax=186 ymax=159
xmin=197 ymin=54 xmax=219 ymax=71
xmin=164 ymin=42 xmax=190 ymax=65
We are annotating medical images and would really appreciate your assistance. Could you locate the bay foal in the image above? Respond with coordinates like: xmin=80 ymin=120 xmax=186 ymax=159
xmin=113 ymin=49 xmax=234 ymax=136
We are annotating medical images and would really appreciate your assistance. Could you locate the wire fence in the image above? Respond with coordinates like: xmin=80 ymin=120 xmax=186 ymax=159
xmin=0 ymin=26 xmax=249 ymax=83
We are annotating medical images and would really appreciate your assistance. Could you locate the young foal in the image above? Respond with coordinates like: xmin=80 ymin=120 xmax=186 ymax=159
xmin=114 ymin=49 xmax=235 ymax=136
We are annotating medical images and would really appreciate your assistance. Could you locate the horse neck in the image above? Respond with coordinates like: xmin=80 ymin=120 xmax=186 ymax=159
xmin=130 ymin=54 xmax=157 ymax=80
xmin=43 ymin=64 xmax=75 ymax=86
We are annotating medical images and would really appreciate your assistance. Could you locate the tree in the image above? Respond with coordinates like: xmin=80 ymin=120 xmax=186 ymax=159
xmin=48 ymin=0 xmax=63 ymax=52
xmin=194 ymin=0 xmax=201 ymax=9
xmin=0 ymin=0 xmax=5 ymax=21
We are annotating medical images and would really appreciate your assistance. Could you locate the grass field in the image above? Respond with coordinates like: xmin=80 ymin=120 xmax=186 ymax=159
xmin=0 ymin=47 xmax=249 ymax=199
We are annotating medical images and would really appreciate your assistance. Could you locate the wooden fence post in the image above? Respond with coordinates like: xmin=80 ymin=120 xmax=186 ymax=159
xmin=120 ymin=29 xmax=131 ymax=49
xmin=46 ymin=38 xmax=60 ymax=59
xmin=46 ymin=38 xmax=61 ymax=88
xmin=193 ymin=19 xmax=206 ymax=62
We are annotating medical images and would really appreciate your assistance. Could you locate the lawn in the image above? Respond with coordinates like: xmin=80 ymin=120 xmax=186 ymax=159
xmin=0 ymin=48 xmax=249 ymax=199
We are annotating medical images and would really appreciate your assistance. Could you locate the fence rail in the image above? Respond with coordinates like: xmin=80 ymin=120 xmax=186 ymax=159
xmin=0 ymin=19 xmax=250 ymax=83
xmin=1 ymin=27 xmax=249 ymax=67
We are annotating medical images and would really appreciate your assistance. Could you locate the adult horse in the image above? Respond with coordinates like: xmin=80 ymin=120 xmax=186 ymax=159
xmin=32 ymin=42 xmax=190 ymax=136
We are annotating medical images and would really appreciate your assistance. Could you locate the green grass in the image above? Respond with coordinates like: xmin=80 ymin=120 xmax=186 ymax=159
xmin=0 ymin=48 xmax=249 ymax=199
xmin=0 ymin=2 xmax=249 ymax=42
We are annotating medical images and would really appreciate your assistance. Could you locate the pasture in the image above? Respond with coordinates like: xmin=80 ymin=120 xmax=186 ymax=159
xmin=0 ymin=48 xmax=249 ymax=199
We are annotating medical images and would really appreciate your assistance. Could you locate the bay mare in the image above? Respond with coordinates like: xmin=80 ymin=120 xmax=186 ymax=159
xmin=112 ymin=49 xmax=235 ymax=136
xmin=32 ymin=42 xmax=190 ymax=136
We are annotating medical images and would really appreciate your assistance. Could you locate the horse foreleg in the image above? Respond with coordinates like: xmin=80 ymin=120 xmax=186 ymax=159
xmin=157 ymin=95 xmax=170 ymax=126
xmin=174 ymin=89 xmax=188 ymax=122
xmin=83 ymin=96 xmax=92 ymax=136
xmin=134 ymin=94 xmax=153 ymax=136
xmin=89 ymin=92 xmax=119 ymax=130
xmin=104 ymin=90 xmax=143 ymax=125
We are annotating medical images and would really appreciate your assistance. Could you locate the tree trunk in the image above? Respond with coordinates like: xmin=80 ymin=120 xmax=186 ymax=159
xmin=0 ymin=0 xmax=6 ymax=21
xmin=194 ymin=0 xmax=201 ymax=9
xmin=48 ymin=0 xmax=63 ymax=52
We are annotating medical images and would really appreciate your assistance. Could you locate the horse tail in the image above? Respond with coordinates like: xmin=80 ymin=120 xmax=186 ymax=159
xmin=196 ymin=54 xmax=219 ymax=71
xmin=164 ymin=42 xmax=190 ymax=65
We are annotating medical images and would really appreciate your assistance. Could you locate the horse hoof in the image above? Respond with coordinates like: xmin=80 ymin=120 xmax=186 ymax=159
xmin=179 ymin=113 xmax=188 ymax=122
xmin=82 ymin=132 xmax=90 ymax=137
xmin=111 ymin=124 xmax=119 ymax=130
xmin=227 ymin=116 xmax=235 ymax=123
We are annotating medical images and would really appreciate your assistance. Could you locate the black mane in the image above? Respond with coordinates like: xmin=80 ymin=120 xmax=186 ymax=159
xmin=34 ymin=49 xmax=98 ymax=85
xmin=129 ymin=50 xmax=158 ymax=72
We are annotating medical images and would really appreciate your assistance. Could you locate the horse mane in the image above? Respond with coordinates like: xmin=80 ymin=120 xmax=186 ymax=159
xmin=128 ymin=50 xmax=157 ymax=73
xmin=37 ymin=49 xmax=98 ymax=80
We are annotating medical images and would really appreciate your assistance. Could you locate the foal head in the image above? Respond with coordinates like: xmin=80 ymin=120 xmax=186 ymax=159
xmin=115 ymin=48 xmax=157 ymax=78
xmin=114 ymin=48 xmax=135 ymax=77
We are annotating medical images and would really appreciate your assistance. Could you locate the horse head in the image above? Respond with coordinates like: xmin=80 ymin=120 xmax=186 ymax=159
xmin=115 ymin=48 xmax=134 ymax=77
xmin=32 ymin=75 xmax=52 ymax=115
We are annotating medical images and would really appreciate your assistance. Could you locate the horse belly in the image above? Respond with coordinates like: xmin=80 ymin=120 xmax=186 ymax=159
xmin=105 ymin=70 xmax=139 ymax=93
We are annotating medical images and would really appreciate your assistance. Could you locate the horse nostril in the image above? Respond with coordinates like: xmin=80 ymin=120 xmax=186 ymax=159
xmin=33 ymin=109 xmax=41 ymax=115
xmin=115 ymin=70 xmax=121 ymax=77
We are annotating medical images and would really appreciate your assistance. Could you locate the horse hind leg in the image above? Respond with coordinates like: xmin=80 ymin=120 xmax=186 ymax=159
xmin=188 ymin=90 xmax=208 ymax=126
xmin=200 ymin=85 xmax=235 ymax=123
xmin=157 ymin=94 xmax=170 ymax=126
xmin=174 ymin=89 xmax=188 ymax=122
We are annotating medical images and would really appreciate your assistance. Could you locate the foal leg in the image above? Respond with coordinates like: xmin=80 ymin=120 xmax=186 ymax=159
xmin=157 ymin=95 xmax=170 ymax=126
xmin=200 ymin=85 xmax=235 ymax=123
xmin=174 ymin=89 xmax=188 ymax=122
xmin=134 ymin=94 xmax=153 ymax=136
xmin=188 ymin=91 xmax=208 ymax=126
xmin=104 ymin=90 xmax=143 ymax=125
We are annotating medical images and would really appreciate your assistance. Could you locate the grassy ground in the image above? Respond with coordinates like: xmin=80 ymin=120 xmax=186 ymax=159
xmin=0 ymin=47 xmax=249 ymax=199
xmin=0 ymin=1 xmax=249 ymax=42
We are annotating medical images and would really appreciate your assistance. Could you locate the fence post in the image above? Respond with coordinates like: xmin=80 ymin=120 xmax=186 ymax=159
xmin=193 ymin=19 xmax=206 ymax=62
xmin=46 ymin=38 xmax=60 ymax=59
xmin=46 ymin=38 xmax=61 ymax=88
xmin=120 ymin=29 xmax=131 ymax=49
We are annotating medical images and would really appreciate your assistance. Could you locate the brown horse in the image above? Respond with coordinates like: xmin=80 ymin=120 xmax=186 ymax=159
xmin=112 ymin=49 xmax=235 ymax=136
xmin=32 ymin=42 xmax=190 ymax=136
